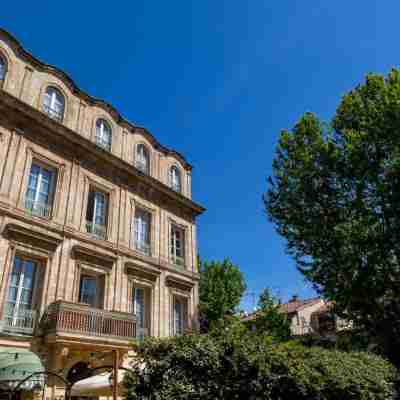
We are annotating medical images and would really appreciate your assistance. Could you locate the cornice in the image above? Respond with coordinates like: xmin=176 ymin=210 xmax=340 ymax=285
xmin=0 ymin=202 xmax=200 ymax=281
xmin=0 ymin=89 xmax=205 ymax=216
xmin=0 ymin=28 xmax=192 ymax=171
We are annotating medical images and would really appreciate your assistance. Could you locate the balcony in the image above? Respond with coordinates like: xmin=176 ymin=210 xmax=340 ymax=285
xmin=95 ymin=137 xmax=111 ymax=152
xmin=135 ymin=160 xmax=149 ymax=175
xmin=41 ymin=301 xmax=136 ymax=344
xmin=86 ymin=221 xmax=107 ymax=240
xmin=134 ymin=240 xmax=151 ymax=256
xmin=171 ymin=255 xmax=185 ymax=268
xmin=1 ymin=308 xmax=37 ymax=335
xmin=25 ymin=198 xmax=52 ymax=218
xmin=42 ymin=104 xmax=63 ymax=123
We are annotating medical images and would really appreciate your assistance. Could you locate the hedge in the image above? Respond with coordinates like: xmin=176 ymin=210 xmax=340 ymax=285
xmin=124 ymin=333 xmax=398 ymax=400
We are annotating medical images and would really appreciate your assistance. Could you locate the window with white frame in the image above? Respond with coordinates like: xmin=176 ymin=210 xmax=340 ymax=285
xmin=25 ymin=162 xmax=56 ymax=218
xmin=169 ymin=166 xmax=181 ymax=193
xmin=132 ymin=208 xmax=151 ymax=255
xmin=43 ymin=86 xmax=65 ymax=122
xmin=170 ymin=225 xmax=185 ymax=267
xmin=135 ymin=144 xmax=150 ymax=174
xmin=172 ymin=296 xmax=187 ymax=336
xmin=0 ymin=55 xmax=7 ymax=88
xmin=4 ymin=256 xmax=37 ymax=331
xmin=86 ymin=189 xmax=108 ymax=240
xmin=95 ymin=119 xmax=112 ymax=151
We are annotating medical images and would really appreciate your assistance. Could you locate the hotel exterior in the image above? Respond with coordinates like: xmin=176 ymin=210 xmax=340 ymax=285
xmin=0 ymin=28 xmax=204 ymax=398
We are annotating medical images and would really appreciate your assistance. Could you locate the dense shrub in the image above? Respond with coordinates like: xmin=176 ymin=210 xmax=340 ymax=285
xmin=124 ymin=332 xmax=397 ymax=400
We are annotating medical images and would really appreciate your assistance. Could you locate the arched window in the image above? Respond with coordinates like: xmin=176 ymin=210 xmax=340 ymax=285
xmin=135 ymin=144 xmax=150 ymax=174
xmin=0 ymin=55 xmax=7 ymax=88
xmin=43 ymin=86 xmax=65 ymax=122
xmin=95 ymin=119 xmax=112 ymax=151
xmin=169 ymin=165 xmax=182 ymax=193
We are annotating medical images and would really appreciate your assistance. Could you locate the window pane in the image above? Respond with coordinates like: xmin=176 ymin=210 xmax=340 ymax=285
xmin=0 ymin=56 xmax=6 ymax=81
xmin=6 ymin=257 xmax=37 ymax=319
xmin=96 ymin=119 xmax=112 ymax=151
xmin=22 ymin=261 xmax=36 ymax=290
xmin=170 ymin=166 xmax=181 ymax=192
xmin=7 ymin=287 xmax=18 ymax=303
xmin=134 ymin=288 xmax=145 ymax=328
xmin=79 ymin=276 xmax=97 ymax=307
xmin=174 ymin=298 xmax=183 ymax=335
xmin=20 ymin=289 xmax=33 ymax=305
xmin=43 ymin=87 xmax=64 ymax=121
xmin=9 ymin=257 xmax=22 ymax=287
xmin=28 ymin=165 xmax=40 ymax=192
xmin=94 ymin=192 xmax=107 ymax=225
xmin=86 ymin=191 xmax=95 ymax=222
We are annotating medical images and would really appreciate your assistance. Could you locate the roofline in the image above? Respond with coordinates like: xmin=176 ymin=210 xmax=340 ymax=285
xmin=0 ymin=27 xmax=193 ymax=171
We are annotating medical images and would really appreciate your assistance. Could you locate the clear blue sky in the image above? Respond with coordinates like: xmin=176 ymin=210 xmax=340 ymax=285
xmin=2 ymin=1 xmax=399 ymax=310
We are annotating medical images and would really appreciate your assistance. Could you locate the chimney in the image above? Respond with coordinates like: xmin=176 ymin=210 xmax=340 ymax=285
xmin=289 ymin=294 xmax=299 ymax=302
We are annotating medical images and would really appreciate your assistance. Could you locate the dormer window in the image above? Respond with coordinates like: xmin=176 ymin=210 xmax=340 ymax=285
xmin=95 ymin=119 xmax=112 ymax=152
xmin=135 ymin=144 xmax=150 ymax=174
xmin=169 ymin=166 xmax=181 ymax=193
xmin=43 ymin=86 xmax=65 ymax=122
xmin=0 ymin=55 xmax=7 ymax=89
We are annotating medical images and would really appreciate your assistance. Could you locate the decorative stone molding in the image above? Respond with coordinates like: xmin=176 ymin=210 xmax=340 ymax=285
xmin=72 ymin=244 xmax=116 ymax=268
xmin=165 ymin=275 xmax=194 ymax=292
xmin=125 ymin=261 xmax=160 ymax=282
xmin=4 ymin=222 xmax=62 ymax=252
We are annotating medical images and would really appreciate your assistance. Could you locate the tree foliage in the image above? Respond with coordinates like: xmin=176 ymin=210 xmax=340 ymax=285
xmin=199 ymin=258 xmax=246 ymax=331
xmin=124 ymin=332 xmax=397 ymax=400
xmin=246 ymin=288 xmax=291 ymax=341
xmin=265 ymin=69 xmax=400 ymax=365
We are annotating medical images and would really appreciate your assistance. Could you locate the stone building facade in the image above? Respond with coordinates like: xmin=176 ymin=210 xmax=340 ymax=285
xmin=0 ymin=28 xmax=204 ymax=398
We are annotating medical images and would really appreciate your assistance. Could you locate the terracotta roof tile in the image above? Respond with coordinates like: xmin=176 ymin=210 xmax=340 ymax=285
xmin=279 ymin=297 xmax=322 ymax=314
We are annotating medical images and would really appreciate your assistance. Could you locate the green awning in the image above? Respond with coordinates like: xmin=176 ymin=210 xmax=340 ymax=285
xmin=0 ymin=347 xmax=44 ymax=389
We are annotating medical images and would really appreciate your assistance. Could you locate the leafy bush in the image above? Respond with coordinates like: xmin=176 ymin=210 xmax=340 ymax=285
xmin=124 ymin=332 xmax=397 ymax=400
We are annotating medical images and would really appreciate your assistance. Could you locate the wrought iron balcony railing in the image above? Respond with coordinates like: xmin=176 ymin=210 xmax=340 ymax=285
xmin=1 ymin=308 xmax=37 ymax=335
xmin=42 ymin=104 xmax=63 ymax=123
xmin=25 ymin=198 xmax=52 ymax=218
xmin=135 ymin=160 xmax=149 ymax=175
xmin=95 ymin=137 xmax=111 ymax=152
xmin=170 ymin=182 xmax=181 ymax=193
xmin=171 ymin=255 xmax=185 ymax=268
xmin=86 ymin=221 xmax=107 ymax=240
xmin=134 ymin=240 xmax=151 ymax=256
xmin=41 ymin=301 xmax=136 ymax=341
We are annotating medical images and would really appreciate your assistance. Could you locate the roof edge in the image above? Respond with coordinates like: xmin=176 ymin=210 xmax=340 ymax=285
xmin=0 ymin=28 xmax=192 ymax=171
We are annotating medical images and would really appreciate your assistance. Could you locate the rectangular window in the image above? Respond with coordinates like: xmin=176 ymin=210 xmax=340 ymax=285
xmin=86 ymin=189 xmax=108 ymax=240
xmin=78 ymin=274 xmax=105 ymax=309
xmin=172 ymin=296 xmax=188 ymax=336
xmin=4 ymin=256 xmax=37 ymax=332
xmin=25 ymin=163 xmax=56 ymax=218
xmin=170 ymin=225 xmax=185 ymax=267
xmin=132 ymin=209 xmax=151 ymax=255
xmin=132 ymin=286 xmax=150 ymax=341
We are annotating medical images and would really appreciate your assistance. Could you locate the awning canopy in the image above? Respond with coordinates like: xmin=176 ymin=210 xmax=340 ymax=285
xmin=71 ymin=370 xmax=126 ymax=397
xmin=0 ymin=347 xmax=44 ymax=389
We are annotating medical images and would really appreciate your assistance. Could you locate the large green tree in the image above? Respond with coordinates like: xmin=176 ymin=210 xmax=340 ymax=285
xmin=265 ymin=70 xmax=400 ymax=365
xmin=199 ymin=259 xmax=246 ymax=331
